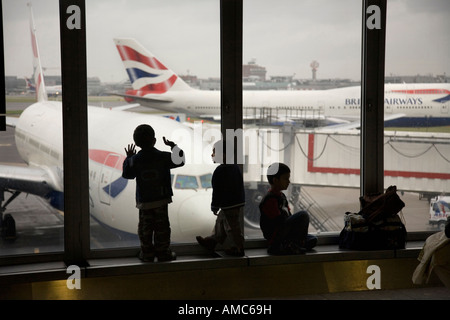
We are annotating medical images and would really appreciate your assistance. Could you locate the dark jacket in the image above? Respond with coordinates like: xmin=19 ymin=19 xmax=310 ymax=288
xmin=259 ymin=190 xmax=291 ymax=242
xmin=211 ymin=164 xmax=245 ymax=212
xmin=122 ymin=146 xmax=184 ymax=204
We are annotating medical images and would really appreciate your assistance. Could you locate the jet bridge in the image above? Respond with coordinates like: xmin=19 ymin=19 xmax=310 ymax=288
xmin=198 ymin=122 xmax=449 ymax=232
xmin=241 ymin=126 xmax=449 ymax=231
xmin=244 ymin=126 xmax=450 ymax=194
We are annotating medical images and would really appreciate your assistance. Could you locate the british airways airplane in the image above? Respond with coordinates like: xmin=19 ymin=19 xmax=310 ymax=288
xmin=114 ymin=38 xmax=450 ymax=128
xmin=0 ymin=5 xmax=217 ymax=243
xmin=25 ymin=77 xmax=62 ymax=97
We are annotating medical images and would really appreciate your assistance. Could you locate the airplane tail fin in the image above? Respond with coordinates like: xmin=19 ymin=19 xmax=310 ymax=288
xmin=24 ymin=77 xmax=36 ymax=92
xmin=114 ymin=38 xmax=193 ymax=95
xmin=28 ymin=3 xmax=48 ymax=102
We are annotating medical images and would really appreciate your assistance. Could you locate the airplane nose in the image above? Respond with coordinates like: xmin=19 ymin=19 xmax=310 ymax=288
xmin=176 ymin=191 xmax=216 ymax=241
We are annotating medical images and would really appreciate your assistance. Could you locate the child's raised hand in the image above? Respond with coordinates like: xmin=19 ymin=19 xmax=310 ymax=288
xmin=163 ymin=137 xmax=176 ymax=148
xmin=124 ymin=143 xmax=136 ymax=157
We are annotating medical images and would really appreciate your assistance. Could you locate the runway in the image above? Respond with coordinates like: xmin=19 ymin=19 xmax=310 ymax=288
xmin=1 ymin=98 xmax=435 ymax=257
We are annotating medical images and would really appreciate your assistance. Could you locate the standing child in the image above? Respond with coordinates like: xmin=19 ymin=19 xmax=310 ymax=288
xmin=196 ymin=140 xmax=246 ymax=256
xmin=259 ymin=162 xmax=317 ymax=255
xmin=122 ymin=124 xmax=185 ymax=262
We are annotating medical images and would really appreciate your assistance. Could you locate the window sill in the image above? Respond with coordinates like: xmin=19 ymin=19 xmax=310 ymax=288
xmin=0 ymin=240 xmax=424 ymax=286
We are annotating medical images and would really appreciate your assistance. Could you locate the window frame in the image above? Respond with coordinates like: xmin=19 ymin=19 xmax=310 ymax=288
xmin=0 ymin=0 xmax=437 ymax=267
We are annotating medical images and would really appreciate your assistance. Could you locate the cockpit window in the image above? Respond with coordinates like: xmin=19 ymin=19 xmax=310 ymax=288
xmin=175 ymin=175 xmax=199 ymax=189
xmin=200 ymin=173 xmax=212 ymax=188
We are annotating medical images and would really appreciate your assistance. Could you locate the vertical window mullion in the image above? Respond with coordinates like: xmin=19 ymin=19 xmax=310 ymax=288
xmin=360 ymin=0 xmax=387 ymax=197
xmin=220 ymin=0 xmax=243 ymax=162
xmin=59 ymin=0 xmax=89 ymax=266
xmin=0 ymin=2 xmax=5 ymax=132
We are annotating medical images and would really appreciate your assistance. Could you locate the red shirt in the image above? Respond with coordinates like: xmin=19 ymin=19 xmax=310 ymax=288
xmin=260 ymin=189 xmax=291 ymax=219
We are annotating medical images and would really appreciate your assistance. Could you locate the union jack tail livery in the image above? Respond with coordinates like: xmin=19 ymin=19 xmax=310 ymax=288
xmin=24 ymin=77 xmax=35 ymax=92
xmin=112 ymin=39 xmax=450 ymax=127
xmin=114 ymin=38 xmax=192 ymax=100
xmin=28 ymin=3 xmax=47 ymax=102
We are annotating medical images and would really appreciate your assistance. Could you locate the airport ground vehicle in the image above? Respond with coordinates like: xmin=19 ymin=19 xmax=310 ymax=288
xmin=429 ymin=195 xmax=450 ymax=230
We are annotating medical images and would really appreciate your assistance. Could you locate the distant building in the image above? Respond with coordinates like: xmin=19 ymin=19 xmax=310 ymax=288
xmin=87 ymin=77 xmax=102 ymax=95
xmin=180 ymin=74 xmax=199 ymax=88
xmin=5 ymin=76 xmax=26 ymax=94
xmin=270 ymin=75 xmax=295 ymax=83
xmin=385 ymin=74 xmax=449 ymax=84
xmin=43 ymin=75 xmax=61 ymax=86
xmin=243 ymin=59 xmax=266 ymax=81
xmin=199 ymin=77 xmax=220 ymax=91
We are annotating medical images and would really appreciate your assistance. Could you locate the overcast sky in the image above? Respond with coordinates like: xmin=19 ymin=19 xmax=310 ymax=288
xmin=2 ymin=0 xmax=450 ymax=83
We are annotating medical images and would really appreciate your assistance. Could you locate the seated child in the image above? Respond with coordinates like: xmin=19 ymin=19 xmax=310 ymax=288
xmin=259 ymin=162 xmax=317 ymax=255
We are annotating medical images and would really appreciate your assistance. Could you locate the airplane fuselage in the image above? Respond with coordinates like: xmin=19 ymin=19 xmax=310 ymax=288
xmin=14 ymin=102 xmax=217 ymax=242
xmin=136 ymin=83 xmax=450 ymax=127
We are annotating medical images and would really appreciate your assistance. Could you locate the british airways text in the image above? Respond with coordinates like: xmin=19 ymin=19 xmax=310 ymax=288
xmin=345 ymin=98 xmax=423 ymax=105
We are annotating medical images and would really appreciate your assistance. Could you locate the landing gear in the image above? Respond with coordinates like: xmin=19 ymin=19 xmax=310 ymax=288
xmin=0 ymin=190 xmax=20 ymax=241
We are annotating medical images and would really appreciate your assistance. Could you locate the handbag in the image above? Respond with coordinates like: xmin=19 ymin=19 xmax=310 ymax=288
xmin=339 ymin=213 xmax=407 ymax=250
xmin=339 ymin=186 xmax=407 ymax=250
xmin=359 ymin=185 xmax=405 ymax=223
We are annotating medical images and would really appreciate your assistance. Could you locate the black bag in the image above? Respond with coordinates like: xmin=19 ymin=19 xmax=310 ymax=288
xmin=339 ymin=186 xmax=407 ymax=250
xmin=359 ymin=185 xmax=405 ymax=223
xmin=339 ymin=213 xmax=407 ymax=250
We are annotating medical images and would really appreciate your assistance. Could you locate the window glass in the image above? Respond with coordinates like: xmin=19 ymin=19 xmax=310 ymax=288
xmin=384 ymin=0 xmax=450 ymax=233
xmin=200 ymin=173 xmax=213 ymax=189
xmin=175 ymin=175 xmax=199 ymax=190
xmin=2 ymin=0 xmax=64 ymax=256
xmin=243 ymin=0 xmax=362 ymax=239
xmin=86 ymin=0 xmax=220 ymax=249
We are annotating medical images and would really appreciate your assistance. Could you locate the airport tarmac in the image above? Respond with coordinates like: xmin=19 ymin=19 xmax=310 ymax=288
xmin=1 ymin=99 xmax=439 ymax=256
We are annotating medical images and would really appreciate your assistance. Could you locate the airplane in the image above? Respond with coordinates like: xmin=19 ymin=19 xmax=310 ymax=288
xmin=113 ymin=38 xmax=450 ymax=128
xmin=25 ymin=77 xmax=62 ymax=97
xmin=0 ymin=4 xmax=217 ymax=244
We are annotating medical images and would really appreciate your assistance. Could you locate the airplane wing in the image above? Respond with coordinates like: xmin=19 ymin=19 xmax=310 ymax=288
xmin=112 ymin=93 xmax=173 ymax=105
xmin=318 ymin=113 xmax=406 ymax=131
xmin=109 ymin=103 xmax=141 ymax=111
xmin=319 ymin=119 xmax=361 ymax=131
xmin=109 ymin=93 xmax=199 ymax=117
xmin=6 ymin=117 xmax=19 ymax=128
xmin=383 ymin=113 xmax=407 ymax=122
xmin=0 ymin=165 xmax=57 ymax=198
xmin=188 ymin=113 xmax=280 ymax=123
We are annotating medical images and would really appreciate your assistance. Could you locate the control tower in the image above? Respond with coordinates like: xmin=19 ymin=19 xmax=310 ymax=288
xmin=310 ymin=60 xmax=319 ymax=81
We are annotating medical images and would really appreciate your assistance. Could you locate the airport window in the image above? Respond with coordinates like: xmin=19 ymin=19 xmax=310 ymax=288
xmin=2 ymin=0 xmax=447 ymax=268
xmin=383 ymin=0 xmax=450 ymax=233
xmin=85 ymin=0 xmax=220 ymax=250
xmin=1 ymin=1 xmax=65 ymax=258
xmin=242 ymin=0 xmax=362 ymax=240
